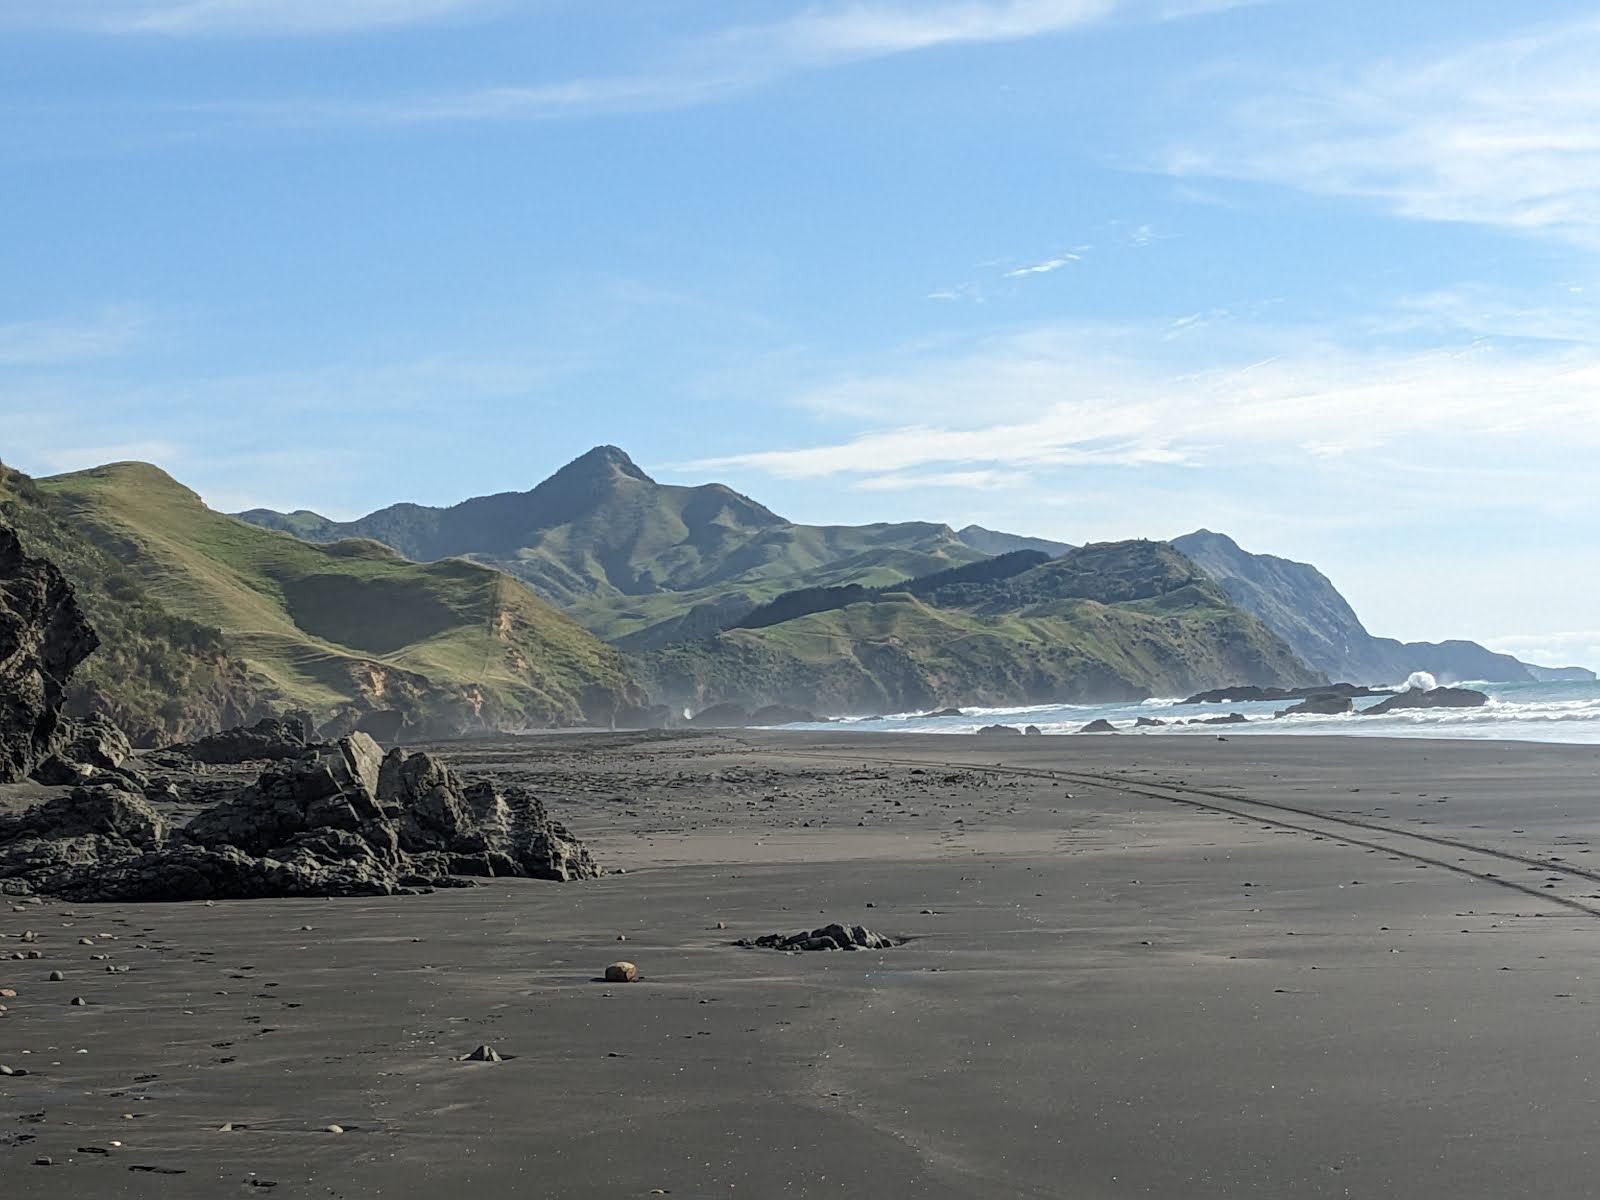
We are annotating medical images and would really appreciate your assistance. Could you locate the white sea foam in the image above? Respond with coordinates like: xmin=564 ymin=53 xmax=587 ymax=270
xmin=787 ymin=680 xmax=1600 ymax=745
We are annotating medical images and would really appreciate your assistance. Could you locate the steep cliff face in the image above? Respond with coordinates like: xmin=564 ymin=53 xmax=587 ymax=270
xmin=0 ymin=523 xmax=99 ymax=782
xmin=1172 ymin=530 xmax=1537 ymax=684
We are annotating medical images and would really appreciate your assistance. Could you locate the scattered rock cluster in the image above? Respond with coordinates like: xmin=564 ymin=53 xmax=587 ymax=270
xmin=0 ymin=733 xmax=598 ymax=901
xmin=737 ymin=923 xmax=900 ymax=952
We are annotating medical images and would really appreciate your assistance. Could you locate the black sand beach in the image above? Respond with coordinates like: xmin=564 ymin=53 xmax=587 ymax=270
xmin=5 ymin=731 xmax=1600 ymax=1197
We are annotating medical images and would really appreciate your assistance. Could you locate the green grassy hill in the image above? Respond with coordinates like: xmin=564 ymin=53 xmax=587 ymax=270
xmin=0 ymin=461 xmax=273 ymax=746
xmin=239 ymin=446 xmax=990 ymax=643
xmin=37 ymin=462 xmax=644 ymax=736
xmin=634 ymin=541 xmax=1323 ymax=714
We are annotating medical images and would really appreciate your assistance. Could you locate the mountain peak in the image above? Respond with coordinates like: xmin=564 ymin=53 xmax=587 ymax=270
xmin=553 ymin=445 xmax=654 ymax=486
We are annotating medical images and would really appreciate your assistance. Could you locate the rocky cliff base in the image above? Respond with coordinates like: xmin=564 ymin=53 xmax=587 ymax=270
xmin=0 ymin=732 xmax=598 ymax=901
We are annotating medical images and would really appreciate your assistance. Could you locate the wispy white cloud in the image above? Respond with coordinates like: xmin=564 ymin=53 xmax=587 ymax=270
xmin=853 ymin=468 xmax=1032 ymax=491
xmin=0 ymin=308 xmax=150 ymax=367
xmin=190 ymin=0 xmax=1242 ymax=124
xmin=690 ymin=317 xmax=1600 ymax=480
xmin=1004 ymin=252 xmax=1082 ymax=277
xmin=4 ymin=0 xmax=498 ymax=36
xmin=1166 ymin=18 xmax=1600 ymax=245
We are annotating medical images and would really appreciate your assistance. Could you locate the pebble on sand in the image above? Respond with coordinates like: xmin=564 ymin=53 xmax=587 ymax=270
xmin=604 ymin=961 xmax=640 ymax=983
xmin=461 ymin=1045 xmax=503 ymax=1062
xmin=325 ymin=1124 xmax=345 ymax=1134
xmin=70 ymin=995 xmax=87 ymax=1005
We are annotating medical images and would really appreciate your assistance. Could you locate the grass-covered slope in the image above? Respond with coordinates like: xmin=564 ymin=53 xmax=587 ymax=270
xmin=0 ymin=461 xmax=275 ymax=746
xmin=38 ymin=462 xmax=643 ymax=735
xmin=634 ymin=541 xmax=1323 ymax=714
xmin=238 ymin=446 xmax=989 ymax=642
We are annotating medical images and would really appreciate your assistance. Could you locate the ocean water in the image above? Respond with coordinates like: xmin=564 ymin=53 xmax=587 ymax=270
xmin=778 ymin=680 xmax=1600 ymax=746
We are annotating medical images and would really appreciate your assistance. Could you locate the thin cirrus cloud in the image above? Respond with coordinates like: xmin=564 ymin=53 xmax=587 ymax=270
xmin=0 ymin=309 xmax=150 ymax=367
xmin=1004 ymin=253 xmax=1082 ymax=277
xmin=4 ymin=0 xmax=499 ymax=35
xmin=689 ymin=320 xmax=1600 ymax=484
xmin=1165 ymin=17 xmax=1600 ymax=246
xmin=182 ymin=0 xmax=1237 ymax=124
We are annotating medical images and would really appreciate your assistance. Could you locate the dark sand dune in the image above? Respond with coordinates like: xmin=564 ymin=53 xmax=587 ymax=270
xmin=4 ymin=732 xmax=1600 ymax=1197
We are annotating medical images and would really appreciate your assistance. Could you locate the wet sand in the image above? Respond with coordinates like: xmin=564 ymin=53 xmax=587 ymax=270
xmin=5 ymin=731 xmax=1600 ymax=1197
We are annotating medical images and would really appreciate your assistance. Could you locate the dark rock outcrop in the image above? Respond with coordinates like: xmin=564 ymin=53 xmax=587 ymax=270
xmin=30 ymin=714 xmax=149 ymax=790
xmin=354 ymin=708 xmax=406 ymax=744
xmin=1024 ymin=725 xmax=1043 ymax=736
xmin=0 ymin=734 xmax=599 ymax=901
xmin=747 ymin=704 xmax=818 ymax=726
xmin=687 ymin=702 xmax=751 ymax=728
xmin=976 ymin=724 xmax=1022 ymax=736
xmin=165 ymin=716 xmax=316 ymax=765
xmin=1360 ymin=687 xmax=1489 ymax=716
xmin=1277 ymin=693 xmax=1355 ymax=717
xmin=1079 ymin=719 xmax=1118 ymax=734
xmin=1183 ymin=683 xmax=1388 ymax=705
xmin=737 ymin=924 xmax=900 ymax=952
xmin=1135 ymin=716 xmax=1167 ymax=728
xmin=0 ymin=525 xmax=99 ymax=784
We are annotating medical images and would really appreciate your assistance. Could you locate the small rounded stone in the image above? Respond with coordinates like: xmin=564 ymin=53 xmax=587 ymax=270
xmin=603 ymin=961 xmax=639 ymax=983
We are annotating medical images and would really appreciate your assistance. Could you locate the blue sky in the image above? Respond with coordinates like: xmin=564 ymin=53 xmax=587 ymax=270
xmin=3 ymin=0 xmax=1598 ymax=667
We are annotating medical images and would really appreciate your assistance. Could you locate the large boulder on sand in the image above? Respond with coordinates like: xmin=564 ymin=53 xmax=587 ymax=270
xmin=976 ymin=724 xmax=1022 ymax=736
xmin=1079 ymin=719 xmax=1118 ymax=734
xmin=0 ymin=786 xmax=168 ymax=898
xmin=0 ymin=525 xmax=98 ymax=784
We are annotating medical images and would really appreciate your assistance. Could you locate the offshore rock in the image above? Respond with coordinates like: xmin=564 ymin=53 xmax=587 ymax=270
xmin=1360 ymin=686 xmax=1489 ymax=715
xmin=0 ymin=524 xmax=98 ymax=783
xmin=1277 ymin=693 xmax=1355 ymax=717
xmin=747 ymin=704 xmax=818 ymax=726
